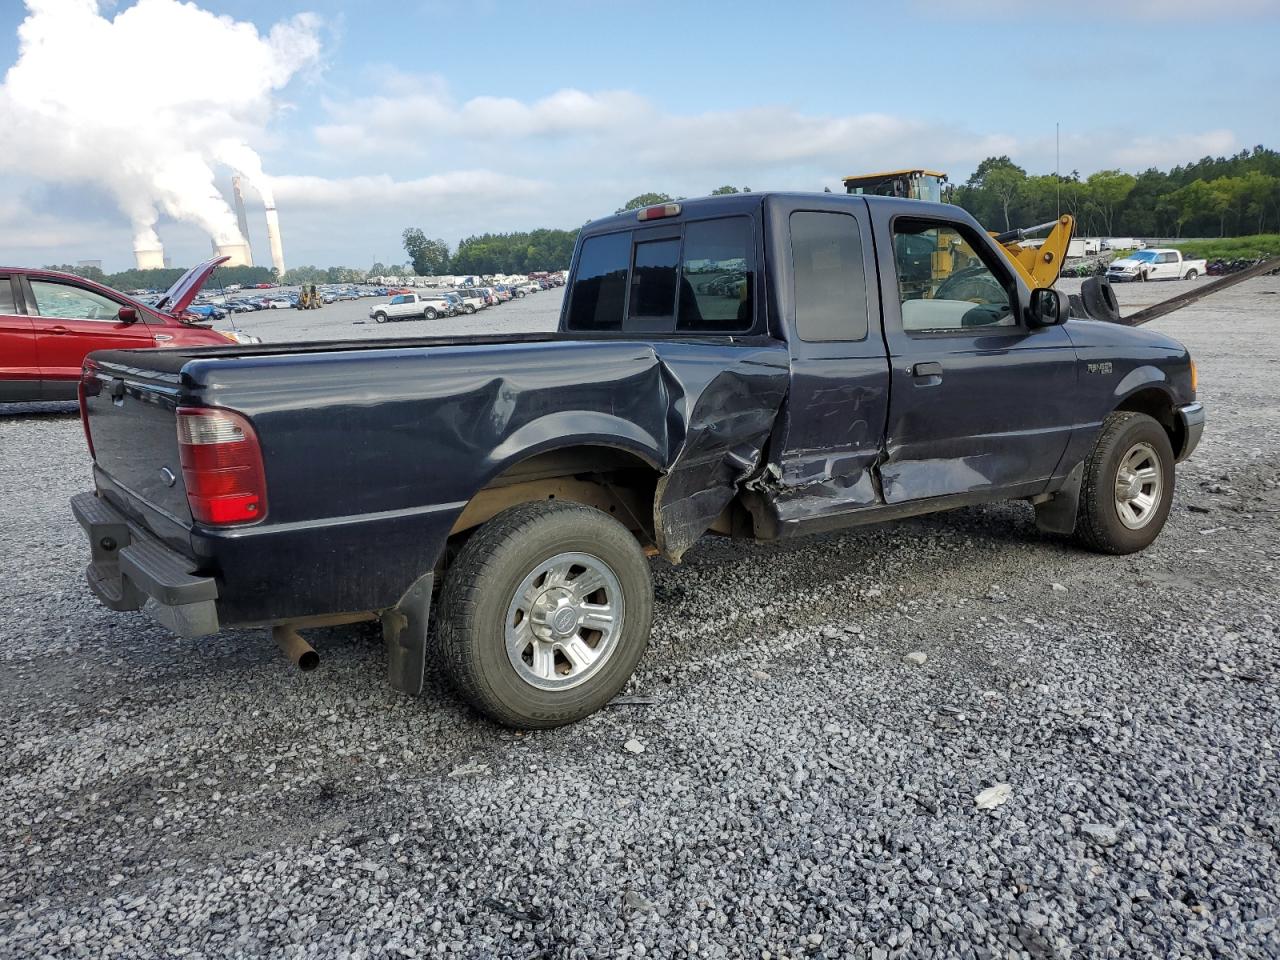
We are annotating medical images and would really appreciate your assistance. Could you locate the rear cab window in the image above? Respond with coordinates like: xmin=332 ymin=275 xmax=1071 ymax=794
xmin=566 ymin=214 xmax=755 ymax=335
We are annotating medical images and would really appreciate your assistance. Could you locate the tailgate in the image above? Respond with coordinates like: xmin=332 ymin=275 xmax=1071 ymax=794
xmin=82 ymin=356 xmax=193 ymax=525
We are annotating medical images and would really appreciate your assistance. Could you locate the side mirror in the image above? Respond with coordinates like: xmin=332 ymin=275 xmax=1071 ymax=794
xmin=1028 ymin=288 xmax=1067 ymax=327
xmin=117 ymin=306 xmax=139 ymax=324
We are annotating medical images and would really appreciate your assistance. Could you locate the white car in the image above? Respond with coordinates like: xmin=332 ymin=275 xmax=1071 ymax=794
xmin=1107 ymin=248 xmax=1207 ymax=282
xmin=267 ymin=298 xmax=292 ymax=309
xmin=368 ymin=292 xmax=453 ymax=323
xmin=451 ymin=290 xmax=487 ymax=314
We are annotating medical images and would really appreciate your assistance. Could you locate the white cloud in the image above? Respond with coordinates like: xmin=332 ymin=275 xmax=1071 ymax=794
xmin=272 ymin=170 xmax=544 ymax=208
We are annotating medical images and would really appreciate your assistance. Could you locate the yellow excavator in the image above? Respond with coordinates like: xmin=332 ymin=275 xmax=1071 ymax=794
xmin=842 ymin=168 xmax=1075 ymax=290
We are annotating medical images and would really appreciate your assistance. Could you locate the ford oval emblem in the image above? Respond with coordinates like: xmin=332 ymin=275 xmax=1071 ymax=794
xmin=160 ymin=466 xmax=177 ymax=488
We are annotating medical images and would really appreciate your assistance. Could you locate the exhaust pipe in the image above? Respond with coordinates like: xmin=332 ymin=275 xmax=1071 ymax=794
xmin=273 ymin=625 xmax=319 ymax=671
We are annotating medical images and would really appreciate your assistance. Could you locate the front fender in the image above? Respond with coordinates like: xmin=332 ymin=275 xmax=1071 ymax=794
xmin=1113 ymin=364 xmax=1177 ymax=405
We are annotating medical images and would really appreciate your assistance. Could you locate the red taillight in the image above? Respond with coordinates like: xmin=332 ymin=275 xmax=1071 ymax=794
xmin=79 ymin=361 xmax=99 ymax=460
xmin=176 ymin=407 xmax=267 ymax=525
xmin=636 ymin=202 xmax=681 ymax=221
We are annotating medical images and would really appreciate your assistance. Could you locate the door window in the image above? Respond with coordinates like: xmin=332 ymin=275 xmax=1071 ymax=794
xmin=0 ymin=277 xmax=16 ymax=314
xmin=29 ymin=280 xmax=122 ymax=321
xmin=790 ymin=211 xmax=868 ymax=342
xmin=1159 ymin=252 xmax=1177 ymax=264
xmin=892 ymin=220 xmax=1014 ymax=334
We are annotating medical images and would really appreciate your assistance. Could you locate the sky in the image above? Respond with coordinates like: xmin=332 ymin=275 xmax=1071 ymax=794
xmin=0 ymin=0 xmax=1277 ymax=272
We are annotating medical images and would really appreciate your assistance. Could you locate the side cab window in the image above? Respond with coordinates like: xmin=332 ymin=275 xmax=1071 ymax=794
xmin=892 ymin=218 xmax=1016 ymax=334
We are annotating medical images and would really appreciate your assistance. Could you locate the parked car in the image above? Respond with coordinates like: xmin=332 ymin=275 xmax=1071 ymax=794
xmin=368 ymin=292 xmax=453 ymax=323
xmin=267 ymin=298 xmax=293 ymax=309
xmin=72 ymin=192 xmax=1203 ymax=730
xmin=1107 ymin=249 xmax=1207 ymax=282
xmin=451 ymin=289 xmax=487 ymax=314
xmin=1 ymin=257 xmax=253 ymax=402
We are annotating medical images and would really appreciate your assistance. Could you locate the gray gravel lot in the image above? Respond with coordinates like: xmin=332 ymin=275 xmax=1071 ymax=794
xmin=2 ymin=277 xmax=1279 ymax=959
xmin=213 ymin=287 xmax=564 ymax=343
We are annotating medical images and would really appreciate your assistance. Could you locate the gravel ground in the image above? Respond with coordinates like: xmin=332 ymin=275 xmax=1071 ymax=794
xmin=2 ymin=277 xmax=1279 ymax=959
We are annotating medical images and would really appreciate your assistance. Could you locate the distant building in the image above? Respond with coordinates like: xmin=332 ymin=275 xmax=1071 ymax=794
xmin=76 ymin=259 xmax=103 ymax=271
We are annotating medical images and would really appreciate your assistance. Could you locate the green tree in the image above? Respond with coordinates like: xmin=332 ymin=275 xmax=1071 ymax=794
xmin=43 ymin=263 xmax=107 ymax=283
xmin=616 ymin=192 xmax=674 ymax=214
xmin=960 ymin=156 xmax=1027 ymax=231
xmin=1084 ymin=170 xmax=1137 ymax=236
xmin=402 ymin=228 xmax=451 ymax=275
xmin=710 ymin=185 xmax=741 ymax=195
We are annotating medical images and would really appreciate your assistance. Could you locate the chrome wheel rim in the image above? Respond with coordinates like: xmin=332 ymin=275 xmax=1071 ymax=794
xmin=1114 ymin=441 xmax=1162 ymax=529
xmin=505 ymin=552 xmax=624 ymax=691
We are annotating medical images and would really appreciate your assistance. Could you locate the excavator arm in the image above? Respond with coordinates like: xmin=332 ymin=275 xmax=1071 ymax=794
xmin=991 ymin=215 xmax=1075 ymax=289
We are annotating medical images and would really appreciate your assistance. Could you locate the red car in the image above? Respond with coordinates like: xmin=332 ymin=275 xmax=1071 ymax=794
xmin=1 ymin=257 xmax=240 ymax=402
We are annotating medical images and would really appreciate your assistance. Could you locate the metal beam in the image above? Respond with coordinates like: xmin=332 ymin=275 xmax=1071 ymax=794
xmin=1121 ymin=259 xmax=1280 ymax=327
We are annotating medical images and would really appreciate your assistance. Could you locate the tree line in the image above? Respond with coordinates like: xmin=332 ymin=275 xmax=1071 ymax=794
xmin=401 ymin=227 xmax=578 ymax=276
xmin=955 ymin=146 xmax=1280 ymax=237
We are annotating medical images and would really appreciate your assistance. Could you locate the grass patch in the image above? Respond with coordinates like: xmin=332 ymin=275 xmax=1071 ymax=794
xmin=1169 ymin=234 xmax=1280 ymax=261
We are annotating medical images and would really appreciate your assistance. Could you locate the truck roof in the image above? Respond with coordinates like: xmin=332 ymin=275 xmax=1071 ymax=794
xmin=579 ymin=191 xmax=945 ymax=237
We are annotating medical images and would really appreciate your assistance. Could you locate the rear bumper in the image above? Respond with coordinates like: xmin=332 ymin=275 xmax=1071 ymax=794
xmin=1176 ymin=401 xmax=1205 ymax=462
xmin=72 ymin=491 xmax=220 ymax=638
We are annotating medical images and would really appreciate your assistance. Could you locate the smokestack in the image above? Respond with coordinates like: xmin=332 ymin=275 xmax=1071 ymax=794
xmin=134 ymin=244 xmax=165 ymax=270
xmin=264 ymin=204 xmax=285 ymax=277
xmin=213 ymin=241 xmax=252 ymax=267
xmin=231 ymin=176 xmax=254 ymax=267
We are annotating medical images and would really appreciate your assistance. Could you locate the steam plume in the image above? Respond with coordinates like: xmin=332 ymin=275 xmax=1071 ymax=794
xmin=0 ymin=0 xmax=319 ymax=255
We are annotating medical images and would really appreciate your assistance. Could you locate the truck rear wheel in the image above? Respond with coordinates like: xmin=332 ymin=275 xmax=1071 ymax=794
xmin=374 ymin=312 xmax=387 ymax=323
xmin=437 ymin=501 xmax=654 ymax=728
xmin=1073 ymin=411 xmax=1175 ymax=554
xmin=424 ymin=307 xmax=438 ymax=320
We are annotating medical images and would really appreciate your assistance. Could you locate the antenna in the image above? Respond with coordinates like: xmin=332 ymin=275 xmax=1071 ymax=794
xmin=1056 ymin=121 xmax=1061 ymax=220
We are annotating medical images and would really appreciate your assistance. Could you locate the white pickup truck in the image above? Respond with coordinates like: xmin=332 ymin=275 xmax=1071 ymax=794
xmin=1107 ymin=248 xmax=1207 ymax=283
xmin=369 ymin=292 xmax=453 ymax=323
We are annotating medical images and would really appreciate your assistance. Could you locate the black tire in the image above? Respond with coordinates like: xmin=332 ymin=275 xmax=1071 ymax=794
xmin=1067 ymin=292 xmax=1087 ymax=319
xmin=465 ymin=304 xmax=476 ymax=314
xmin=437 ymin=501 xmax=654 ymax=728
xmin=424 ymin=307 xmax=438 ymax=320
xmin=517 ymin=291 xmax=526 ymax=298
xmin=373 ymin=312 xmax=387 ymax=323
xmin=1073 ymin=411 xmax=1175 ymax=555
xmin=1080 ymin=277 xmax=1121 ymax=323
xmin=1184 ymin=269 xmax=1198 ymax=281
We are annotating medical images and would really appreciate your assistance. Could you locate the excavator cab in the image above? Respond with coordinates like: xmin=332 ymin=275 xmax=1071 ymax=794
xmin=842 ymin=169 xmax=950 ymax=203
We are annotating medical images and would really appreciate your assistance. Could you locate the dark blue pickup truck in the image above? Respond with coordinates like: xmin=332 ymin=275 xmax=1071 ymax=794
xmin=75 ymin=193 xmax=1203 ymax=727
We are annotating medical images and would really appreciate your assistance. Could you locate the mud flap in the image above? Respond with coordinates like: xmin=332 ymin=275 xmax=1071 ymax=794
xmin=1034 ymin=462 xmax=1084 ymax=535
xmin=383 ymin=572 xmax=434 ymax=695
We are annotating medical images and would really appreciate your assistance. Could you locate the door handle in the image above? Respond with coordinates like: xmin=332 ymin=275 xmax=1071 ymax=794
xmin=912 ymin=361 xmax=943 ymax=378
xmin=49 ymin=325 xmax=70 ymax=335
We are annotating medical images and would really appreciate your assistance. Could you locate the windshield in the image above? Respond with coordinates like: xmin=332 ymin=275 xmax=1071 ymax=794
xmin=1130 ymin=250 xmax=1159 ymax=262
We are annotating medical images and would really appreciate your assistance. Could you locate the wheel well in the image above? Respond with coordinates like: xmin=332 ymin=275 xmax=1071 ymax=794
xmin=449 ymin=446 xmax=661 ymax=544
xmin=1115 ymin=387 xmax=1182 ymax=455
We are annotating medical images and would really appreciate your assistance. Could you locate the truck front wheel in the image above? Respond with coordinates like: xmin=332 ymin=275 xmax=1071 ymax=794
xmin=1073 ymin=411 xmax=1175 ymax=554
xmin=437 ymin=501 xmax=654 ymax=728
xmin=424 ymin=307 xmax=438 ymax=320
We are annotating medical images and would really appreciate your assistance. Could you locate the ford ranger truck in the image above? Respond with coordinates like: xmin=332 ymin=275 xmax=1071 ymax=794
xmin=74 ymin=193 xmax=1204 ymax=728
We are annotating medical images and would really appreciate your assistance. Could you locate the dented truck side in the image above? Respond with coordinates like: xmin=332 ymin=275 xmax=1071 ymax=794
xmin=75 ymin=191 xmax=1203 ymax=727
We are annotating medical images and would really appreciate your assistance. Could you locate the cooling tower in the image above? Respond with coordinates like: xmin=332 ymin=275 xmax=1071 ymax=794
xmin=264 ymin=205 xmax=285 ymax=276
xmin=231 ymin=177 xmax=254 ymax=266
xmin=134 ymin=245 xmax=165 ymax=270
xmin=214 ymin=242 xmax=252 ymax=267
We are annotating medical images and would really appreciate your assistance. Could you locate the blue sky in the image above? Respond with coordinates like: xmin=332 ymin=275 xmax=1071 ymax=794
xmin=1 ymin=0 xmax=1277 ymax=271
